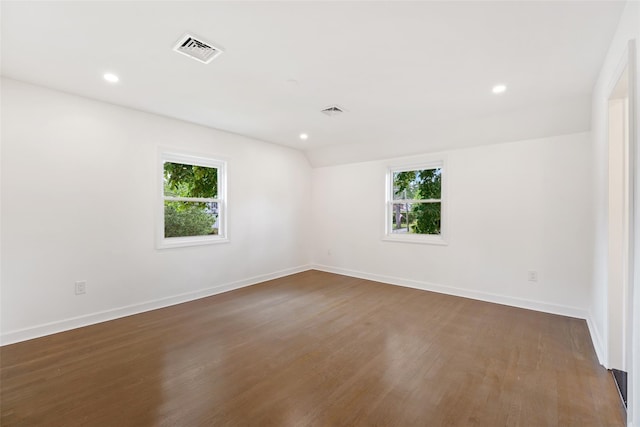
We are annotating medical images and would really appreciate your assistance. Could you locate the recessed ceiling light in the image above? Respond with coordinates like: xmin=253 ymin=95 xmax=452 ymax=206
xmin=103 ymin=73 xmax=119 ymax=83
xmin=492 ymin=84 xmax=507 ymax=94
xmin=299 ymin=133 xmax=309 ymax=140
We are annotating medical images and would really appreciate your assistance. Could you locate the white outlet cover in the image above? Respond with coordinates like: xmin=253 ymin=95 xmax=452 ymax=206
xmin=75 ymin=281 xmax=87 ymax=295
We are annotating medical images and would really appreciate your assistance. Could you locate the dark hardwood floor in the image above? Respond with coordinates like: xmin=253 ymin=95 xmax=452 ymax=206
xmin=1 ymin=270 xmax=625 ymax=426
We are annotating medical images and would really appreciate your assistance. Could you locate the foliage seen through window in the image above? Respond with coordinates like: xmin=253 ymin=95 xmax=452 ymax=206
xmin=392 ymin=168 xmax=441 ymax=235
xmin=163 ymin=162 xmax=219 ymax=238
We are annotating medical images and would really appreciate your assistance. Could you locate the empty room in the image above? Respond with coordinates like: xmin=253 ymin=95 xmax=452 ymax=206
xmin=1 ymin=1 xmax=639 ymax=426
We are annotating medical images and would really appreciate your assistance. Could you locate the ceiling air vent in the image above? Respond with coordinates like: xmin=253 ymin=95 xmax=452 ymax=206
xmin=173 ymin=33 xmax=223 ymax=64
xmin=321 ymin=105 xmax=345 ymax=117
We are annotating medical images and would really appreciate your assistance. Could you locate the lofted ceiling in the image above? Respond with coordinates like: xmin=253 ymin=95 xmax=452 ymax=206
xmin=0 ymin=1 xmax=626 ymax=166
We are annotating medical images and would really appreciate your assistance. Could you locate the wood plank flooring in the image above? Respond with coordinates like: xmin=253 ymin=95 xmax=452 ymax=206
xmin=1 ymin=270 xmax=625 ymax=426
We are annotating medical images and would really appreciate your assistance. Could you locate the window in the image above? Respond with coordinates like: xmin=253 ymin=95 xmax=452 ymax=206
xmin=384 ymin=161 xmax=446 ymax=244
xmin=158 ymin=152 xmax=227 ymax=248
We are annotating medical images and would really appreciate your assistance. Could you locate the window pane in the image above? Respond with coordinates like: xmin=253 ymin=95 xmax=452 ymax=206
xmin=391 ymin=202 xmax=440 ymax=235
xmin=164 ymin=162 xmax=218 ymax=198
xmin=412 ymin=202 xmax=441 ymax=234
xmin=391 ymin=203 xmax=412 ymax=233
xmin=393 ymin=168 xmax=441 ymax=200
xmin=164 ymin=201 xmax=219 ymax=238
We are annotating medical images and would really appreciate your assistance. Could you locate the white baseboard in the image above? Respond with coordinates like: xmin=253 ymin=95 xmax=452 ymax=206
xmin=311 ymin=264 xmax=590 ymax=320
xmin=1 ymin=265 xmax=312 ymax=346
xmin=585 ymin=314 xmax=607 ymax=367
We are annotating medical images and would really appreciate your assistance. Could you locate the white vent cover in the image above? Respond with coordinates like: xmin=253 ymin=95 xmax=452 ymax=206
xmin=321 ymin=105 xmax=345 ymax=117
xmin=173 ymin=33 xmax=223 ymax=64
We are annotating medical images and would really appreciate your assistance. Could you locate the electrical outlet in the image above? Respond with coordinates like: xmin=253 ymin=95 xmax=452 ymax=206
xmin=527 ymin=271 xmax=538 ymax=282
xmin=75 ymin=281 xmax=87 ymax=295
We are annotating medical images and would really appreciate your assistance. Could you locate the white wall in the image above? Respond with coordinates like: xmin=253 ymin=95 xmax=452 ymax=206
xmin=0 ymin=78 xmax=312 ymax=344
xmin=311 ymin=133 xmax=594 ymax=318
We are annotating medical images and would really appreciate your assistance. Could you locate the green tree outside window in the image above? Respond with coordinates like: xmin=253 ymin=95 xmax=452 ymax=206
xmin=163 ymin=162 xmax=219 ymax=238
xmin=392 ymin=168 xmax=441 ymax=235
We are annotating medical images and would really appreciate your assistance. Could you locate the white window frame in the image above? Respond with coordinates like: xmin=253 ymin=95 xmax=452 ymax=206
xmin=157 ymin=151 xmax=228 ymax=249
xmin=383 ymin=160 xmax=447 ymax=245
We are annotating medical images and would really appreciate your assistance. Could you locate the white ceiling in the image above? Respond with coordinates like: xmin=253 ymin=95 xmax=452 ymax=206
xmin=0 ymin=1 xmax=625 ymax=166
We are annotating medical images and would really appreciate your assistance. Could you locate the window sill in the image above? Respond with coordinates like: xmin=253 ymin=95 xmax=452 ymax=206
xmin=382 ymin=234 xmax=448 ymax=246
xmin=157 ymin=235 xmax=229 ymax=249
